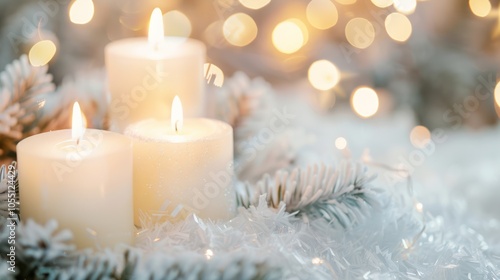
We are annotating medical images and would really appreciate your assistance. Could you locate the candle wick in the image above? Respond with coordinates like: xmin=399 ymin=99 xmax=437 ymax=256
xmin=175 ymin=120 xmax=179 ymax=133
xmin=76 ymin=138 xmax=80 ymax=146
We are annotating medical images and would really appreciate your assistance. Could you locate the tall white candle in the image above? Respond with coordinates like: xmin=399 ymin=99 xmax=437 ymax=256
xmin=105 ymin=8 xmax=205 ymax=132
xmin=125 ymin=97 xmax=234 ymax=225
xmin=17 ymin=103 xmax=134 ymax=249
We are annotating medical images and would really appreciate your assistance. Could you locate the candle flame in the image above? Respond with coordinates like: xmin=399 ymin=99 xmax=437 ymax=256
xmin=171 ymin=96 xmax=183 ymax=133
xmin=72 ymin=102 xmax=85 ymax=143
xmin=149 ymin=8 xmax=165 ymax=51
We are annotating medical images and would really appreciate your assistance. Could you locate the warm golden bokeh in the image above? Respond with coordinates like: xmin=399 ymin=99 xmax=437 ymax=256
xmin=469 ymin=0 xmax=491 ymax=17
xmin=494 ymin=81 xmax=500 ymax=108
xmin=239 ymin=0 xmax=271 ymax=10
xmin=335 ymin=0 xmax=357 ymax=5
xmin=345 ymin=18 xmax=375 ymax=49
xmin=385 ymin=13 xmax=412 ymax=42
xmin=69 ymin=0 xmax=94 ymax=25
xmin=306 ymin=0 xmax=338 ymax=30
xmin=410 ymin=125 xmax=431 ymax=148
xmin=351 ymin=87 xmax=379 ymax=118
xmin=223 ymin=13 xmax=258 ymax=47
xmin=308 ymin=60 xmax=340 ymax=91
xmin=163 ymin=10 xmax=192 ymax=38
xmin=204 ymin=63 xmax=225 ymax=87
xmin=28 ymin=40 xmax=57 ymax=67
xmin=335 ymin=137 xmax=347 ymax=150
xmin=371 ymin=0 xmax=393 ymax=8
xmin=272 ymin=19 xmax=308 ymax=54
xmin=393 ymin=0 xmax=417 ymax=15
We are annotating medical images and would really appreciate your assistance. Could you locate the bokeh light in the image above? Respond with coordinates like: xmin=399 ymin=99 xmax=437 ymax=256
xmin=351 ymin=87 xmax=379 ymax=118
xmin=494 ymin=81 xmax=500 ymax=108
xmin=393 ymin=0 xmax=417 ymax=15
xmin=345 ymin=18 xmax=375 ymax=49
xmin=272 ymin=19 xmax=308 ymax=54
xmin=308 ymin=60 xmax=340 ymax=91
xmin=205 ymin=249 xmax=214 ymax=260
xmin=204 ymin=63 xmax=225 ymax=87
xmin=385 ymin=13 xmax=412 ymax=42
xmin=223 ymin=13 xmax=258 ymax=47
xmin=335 ymin=0 xmax=357 ymax=5
xmin=163 ymin=10 xmax=192 ymax=37
xmin=239 ymin=0 xmax=271 ymax=10
xmin=410 ymin=125 xmax=431 ymax=148
xmin=306 ymin=0 xmax=338 ymax=30
xmin=335 ymin=137 xmax=347 ymax=150
xmin=69 ymin=0 xmax=94 ymax=25
xmin=29 ymin=40 xmax=57 ymax=67
xmin=469 ymin=0 xmax=491 ymax=17
xmin=371 ymin=0 xmax=393 ymax=8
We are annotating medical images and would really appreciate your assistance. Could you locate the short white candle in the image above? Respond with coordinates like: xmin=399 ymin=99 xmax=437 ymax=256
xmin=105 ymin=8 xmax=205 ymax=132
xmin=125 ymin=97 xmax=234 ymax=225
xmin=17 ymin=103 xmax=134 ymax=249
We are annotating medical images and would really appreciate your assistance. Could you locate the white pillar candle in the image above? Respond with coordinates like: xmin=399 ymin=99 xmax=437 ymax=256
xmin=17 ymin=103 xmax=134 ymax=250
xmin=125 ymin=97 xmax=234 ymax=225
xmin=105 ymin=8 xmax=205 ymax=132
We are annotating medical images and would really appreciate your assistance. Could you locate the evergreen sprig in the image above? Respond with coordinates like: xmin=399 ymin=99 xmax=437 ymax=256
xmin=236 ymin=161 xmax=381 ymax=228
xmin=0 ymin=55 xmax=55 ymax=157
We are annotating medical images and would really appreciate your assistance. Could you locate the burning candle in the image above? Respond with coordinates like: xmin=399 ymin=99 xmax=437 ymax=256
xmin=105 ymin=8 xmax=206 ymax=132
xmin=17 ymin=103 xmax=134 ymax=249
xmin=125 ymin=96 xmax=234 ymax=225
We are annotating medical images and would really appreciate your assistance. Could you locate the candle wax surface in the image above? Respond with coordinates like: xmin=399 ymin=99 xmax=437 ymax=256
xmin=17 ymin=129 xmax=134 ymax=249
xmin=125 ymin=118 xmax=235 ymax=225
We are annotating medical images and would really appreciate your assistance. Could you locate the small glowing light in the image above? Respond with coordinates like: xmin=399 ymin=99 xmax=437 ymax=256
xmin=308 ymin=60 xmax=340 ymax=91
xmin=469 ymin=0 xmax=492 ymax=17
xmin=402 ymin=239 xmax=409 ymax=249
xmin=351 ymin=87 xmax=379 ymax=118
xmin=335 ymin=0 xmax=356 ymax=4
xmin=223 ymin=13 xmax=258 ymax=47
xmin=306 ymin=0 xmax=338 ymax=30
xmin=28 ymin=40 xmax=57 ymax=67
xmin=393 ymin=0 xmax=416 ymax=15
xmin=205 ymin=249 xmax=214 ymax=260
xmin=371 ymin=0 xmax=393 ymax=8
xmin=72 ymin=102 xmax=85 ymax=142
xmin=149 ymin=8 xmax=165 ymax=51
xmin=272 ymin=19 xmax=308 ymax=54
xmin=204 ymin=63 xmax=225 ymax=87
xmin=494 ymin=81 xmax=500 ymax=107
xmin=239 ymin=0 xmax=271 ymax=10
xmin=312 ymin=257 xmax=324 ymax=265
xmin=410 ymin=125 xmax=431 ymax=148
xmin=69 ymin=0 xmax=94 ymax=25
xmin=362 ymin=149 xmax=372 ymax=162
xmin=385 ymin=13 xmax=412 ymax=42
xmin=163 ymin=10 xmax=192 ymax=38
xmin=335 ymin=137 xmax=347 ymax=150
xmin=415 ymin=202 xmax=423 ymax=213
xmin=345 ymin=18 xmax=375 ymax=49
xmin=171 ymin=96 xmax=183 ymax=133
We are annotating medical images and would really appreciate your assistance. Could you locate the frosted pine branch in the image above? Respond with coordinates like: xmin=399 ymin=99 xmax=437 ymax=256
xmin=0 ymin=55 xmax=55 ymax=156
xmin=236 ymin=161 xmax=380 ymax=228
